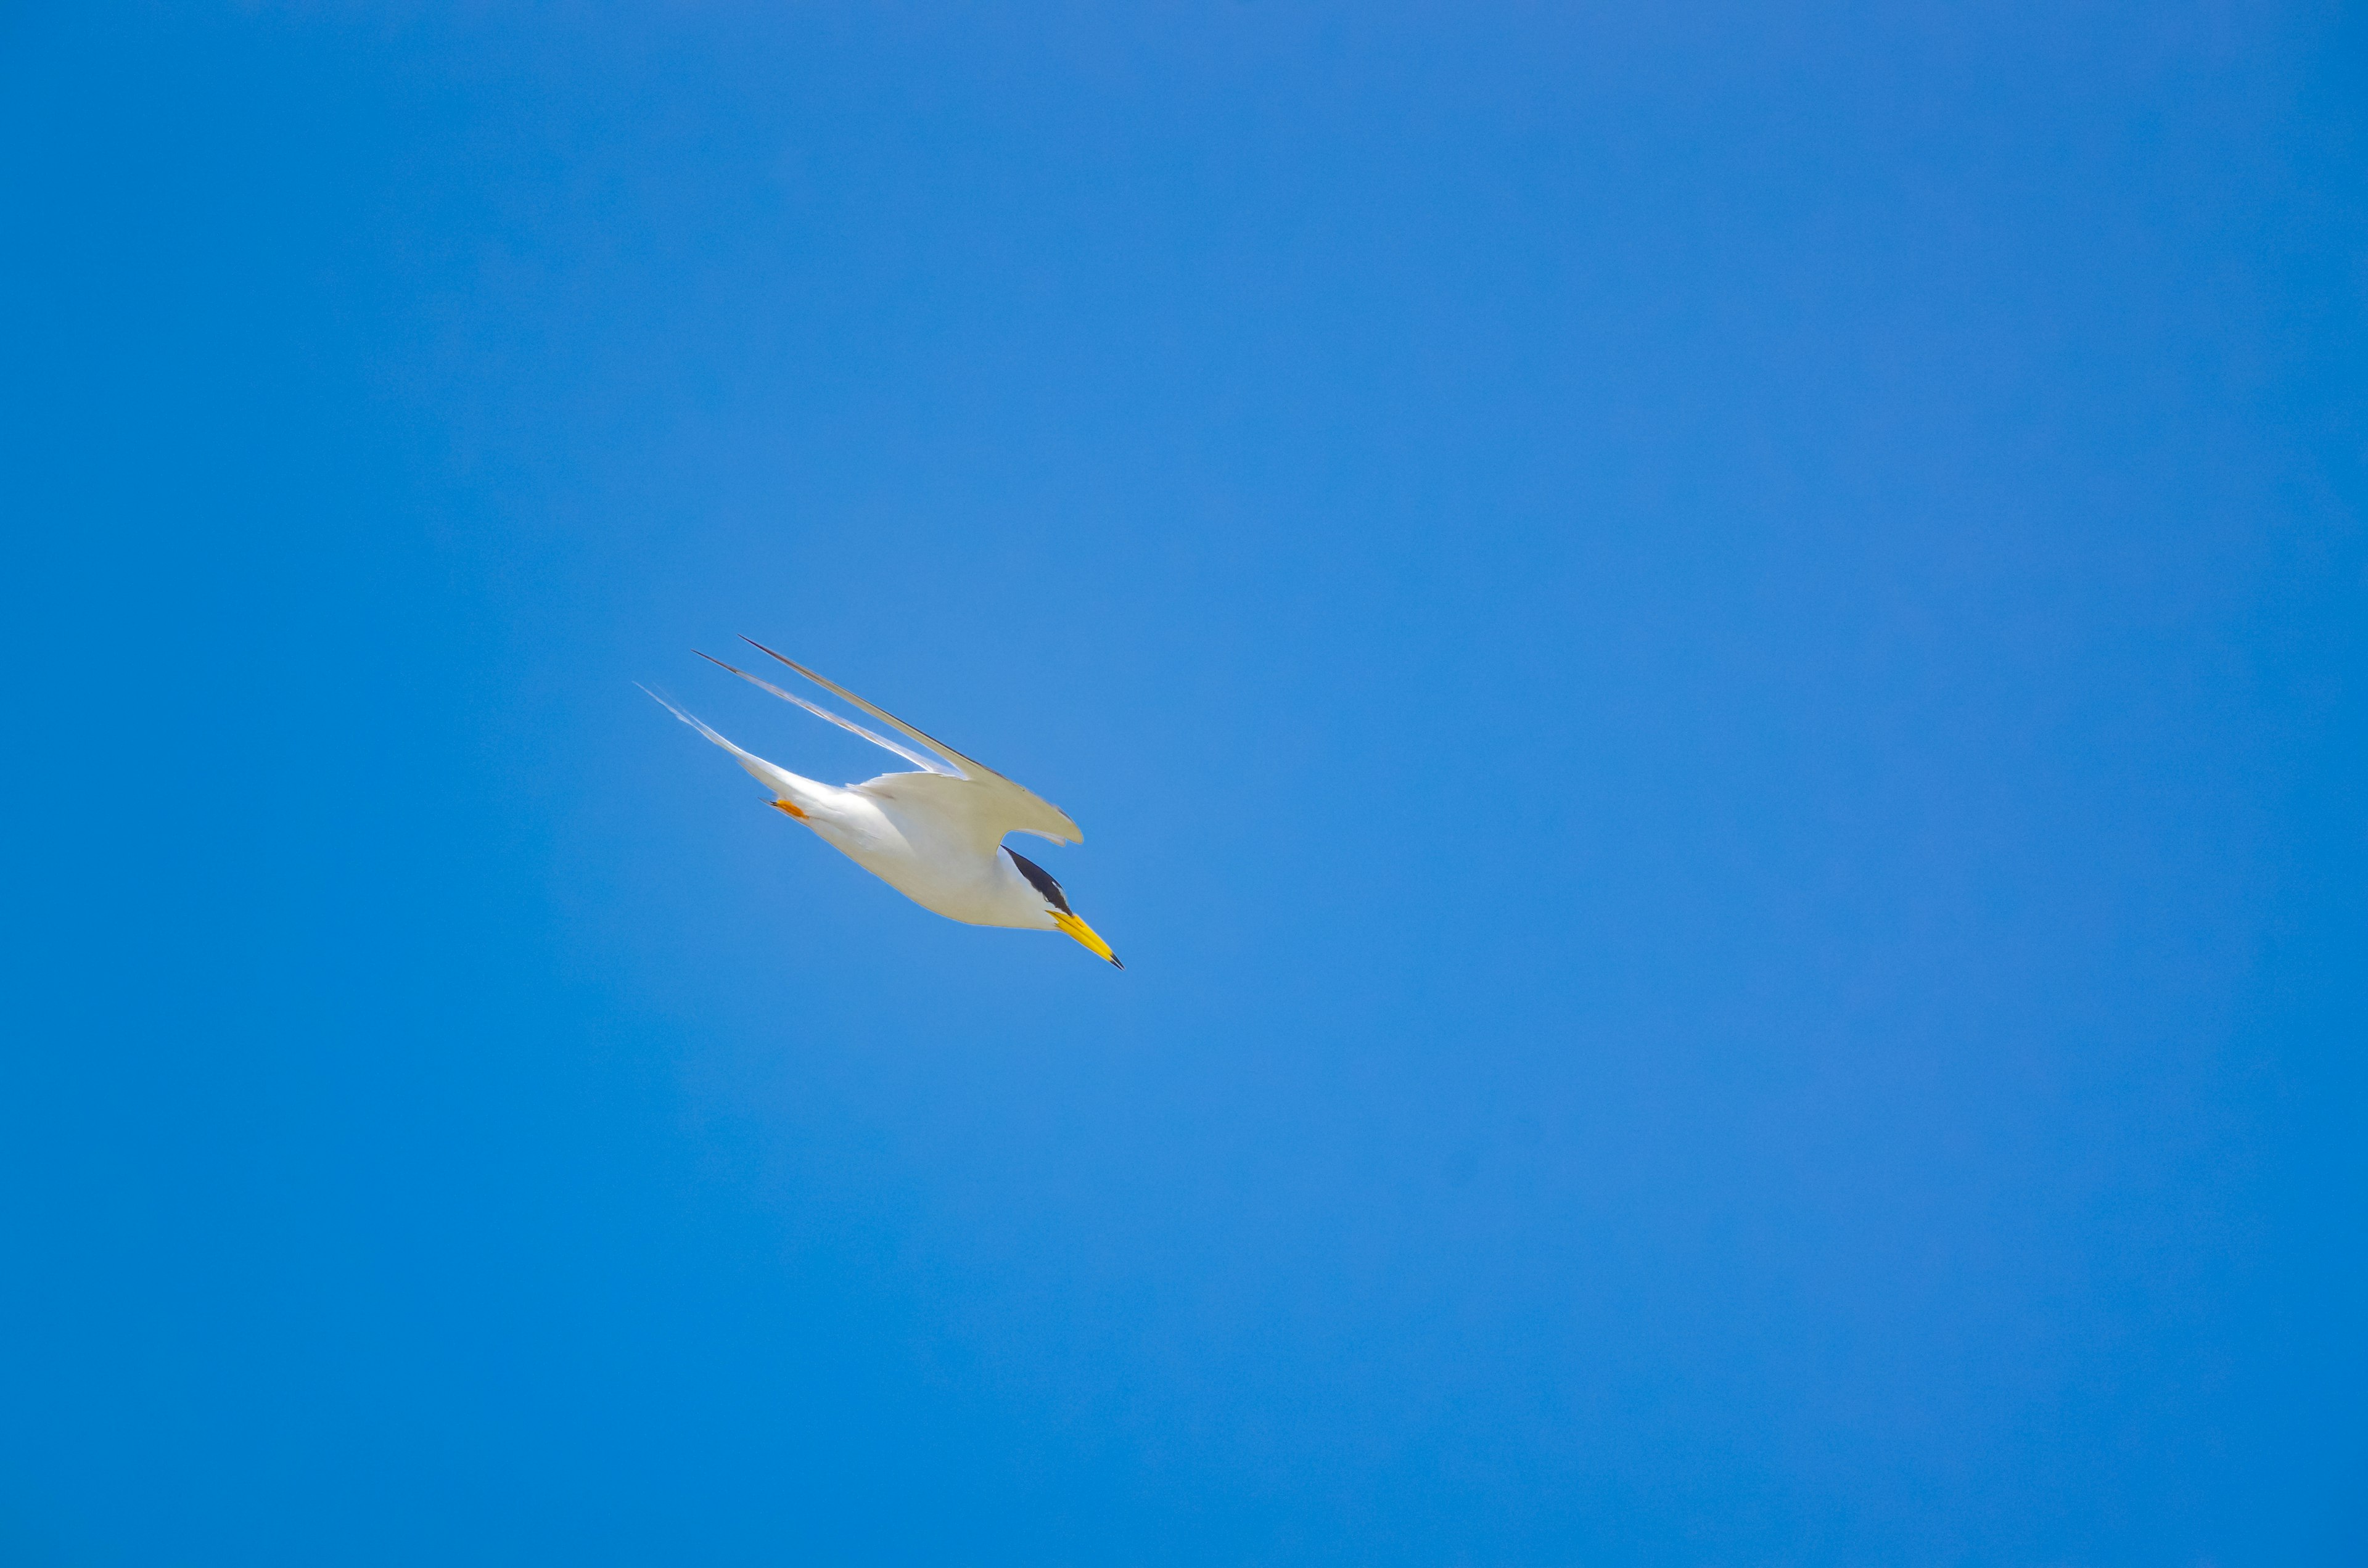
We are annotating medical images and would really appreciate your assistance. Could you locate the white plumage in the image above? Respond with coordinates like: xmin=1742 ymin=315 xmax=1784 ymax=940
xmin=647 ymin=639 xmax=1121 ymax=967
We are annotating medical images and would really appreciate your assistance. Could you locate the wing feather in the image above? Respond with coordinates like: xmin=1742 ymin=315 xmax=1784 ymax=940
xmin=729 ymin=639 xmax=1083 ymax=846
xmin=693 ymin=652 xmax=955 ymax=776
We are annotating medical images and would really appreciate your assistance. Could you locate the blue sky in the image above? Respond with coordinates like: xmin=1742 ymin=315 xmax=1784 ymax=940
xmin=4 ymin=2 xmax=2362 ymax=1562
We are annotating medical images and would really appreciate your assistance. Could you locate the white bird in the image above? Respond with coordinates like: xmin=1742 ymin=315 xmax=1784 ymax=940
xmin=646 ymin=638 xmax=1122 ymax=968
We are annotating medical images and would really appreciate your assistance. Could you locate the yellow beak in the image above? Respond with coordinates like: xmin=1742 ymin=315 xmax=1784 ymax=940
xmin=1049 ymin=909 xmax=1124 ymax=969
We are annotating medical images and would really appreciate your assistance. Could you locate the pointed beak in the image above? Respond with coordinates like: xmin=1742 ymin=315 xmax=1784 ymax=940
xmin=1048 ymin=910 xmax=1124 ymax=969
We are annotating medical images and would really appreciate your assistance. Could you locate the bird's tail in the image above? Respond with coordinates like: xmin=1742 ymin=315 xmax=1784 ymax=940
xmin=639 ymin=684 xmax=831 ymax=811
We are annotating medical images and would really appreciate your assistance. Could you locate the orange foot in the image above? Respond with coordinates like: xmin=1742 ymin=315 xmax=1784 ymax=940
xmin=770 ymin=798 xmax=807 ymax=819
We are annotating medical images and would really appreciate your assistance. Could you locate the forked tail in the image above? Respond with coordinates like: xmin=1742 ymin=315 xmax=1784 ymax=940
xmin=639 ymin=685 xmax=830 ymax=813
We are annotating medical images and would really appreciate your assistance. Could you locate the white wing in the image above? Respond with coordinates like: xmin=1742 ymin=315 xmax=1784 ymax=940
xmin=700 ymin=640 xmax=1083 ymax=847
xmin=693 ymin=651 xmax=952 ymax=776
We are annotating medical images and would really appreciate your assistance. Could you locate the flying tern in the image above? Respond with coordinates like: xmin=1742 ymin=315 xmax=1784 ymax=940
xmin=647 ymin=639 xmax=1122 ymax=968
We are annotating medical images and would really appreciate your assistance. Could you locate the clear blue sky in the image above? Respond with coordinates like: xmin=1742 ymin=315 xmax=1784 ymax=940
xmin=4 ymin=3 xmax=2363 ymax=1563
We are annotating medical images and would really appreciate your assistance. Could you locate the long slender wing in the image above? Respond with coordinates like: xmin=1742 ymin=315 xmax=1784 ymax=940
xmin=738 ymin=638 xmax=1083 ymax=845
xmin=693 ymin=652 xmax=956 ymax=776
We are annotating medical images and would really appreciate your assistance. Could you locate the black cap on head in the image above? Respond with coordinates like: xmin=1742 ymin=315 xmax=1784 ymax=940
xmin=1003 ymin=847 xmax=1074 ymax=916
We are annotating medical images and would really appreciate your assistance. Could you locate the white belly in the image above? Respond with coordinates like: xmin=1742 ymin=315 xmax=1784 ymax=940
xmin=800 ymin=787 xmax=1051 ymax=929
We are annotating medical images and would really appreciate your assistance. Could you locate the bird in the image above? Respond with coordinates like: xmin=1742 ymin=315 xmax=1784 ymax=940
xmin=645 ymin=638 xmax=1122 ymax=969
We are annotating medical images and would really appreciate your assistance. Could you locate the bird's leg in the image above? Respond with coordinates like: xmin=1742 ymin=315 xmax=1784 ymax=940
xmin=770 ymin=798 xmax=807 ymax=819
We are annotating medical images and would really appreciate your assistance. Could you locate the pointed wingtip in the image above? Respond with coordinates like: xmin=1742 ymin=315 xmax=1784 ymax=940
xmin=738 ymin=634 xmax=818 ymax=684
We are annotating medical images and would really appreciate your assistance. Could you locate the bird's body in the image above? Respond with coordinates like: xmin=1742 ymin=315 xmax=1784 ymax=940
xmin=752 ymin=769 xmax=1063 ymax=930
xmin=648 ymin=641 xmax=1121 ymax=966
